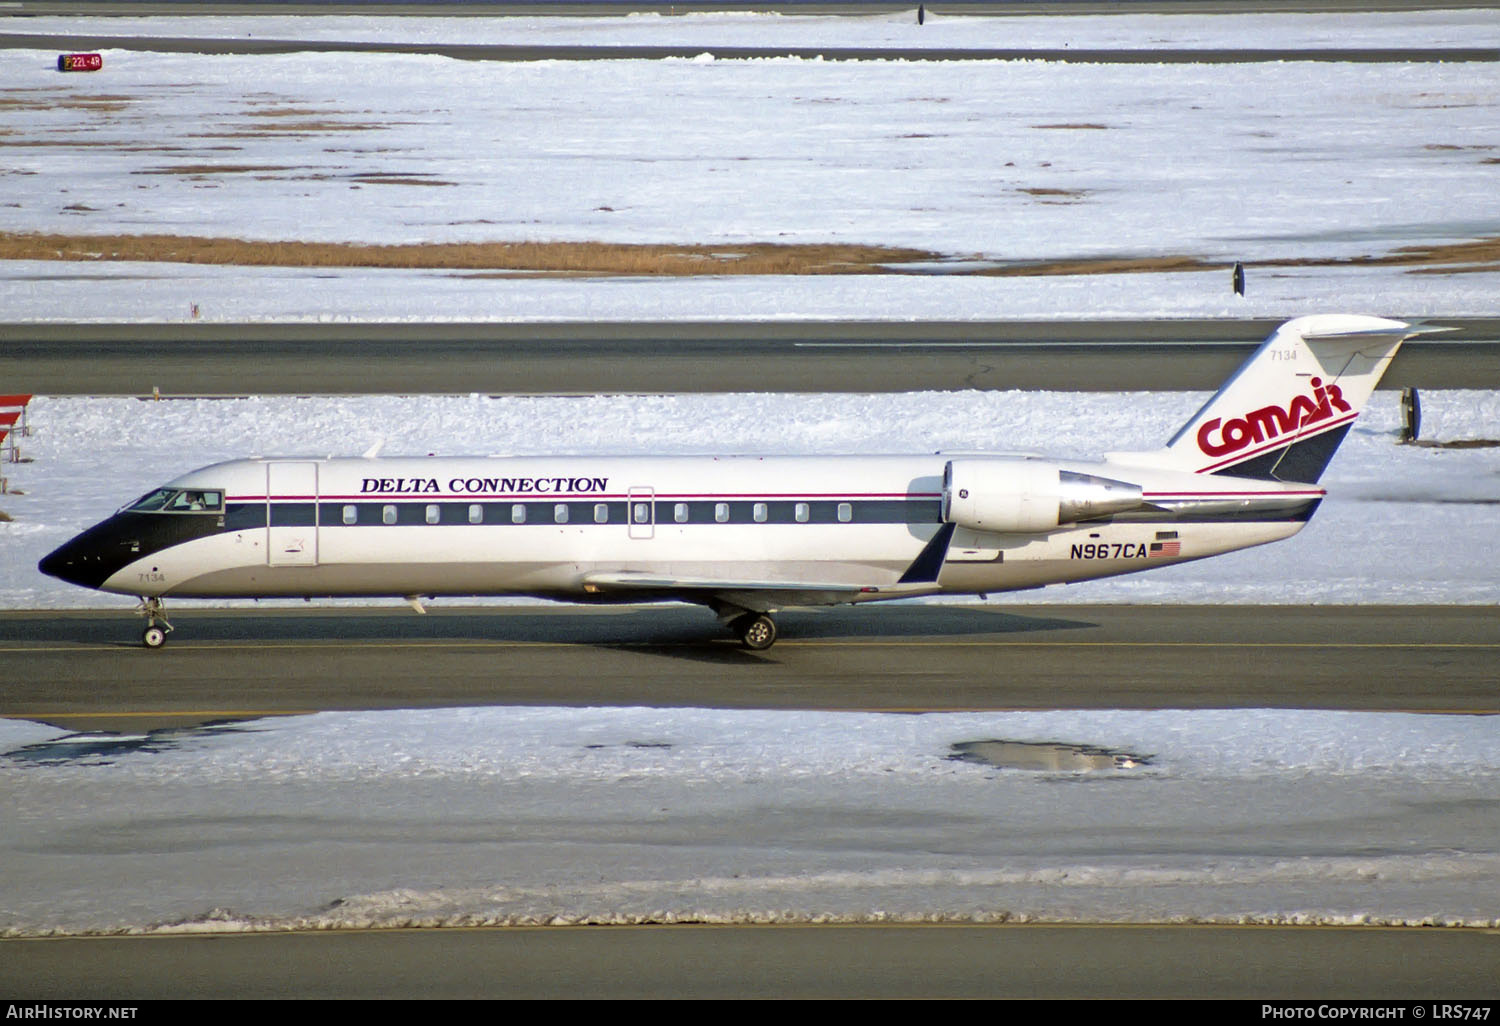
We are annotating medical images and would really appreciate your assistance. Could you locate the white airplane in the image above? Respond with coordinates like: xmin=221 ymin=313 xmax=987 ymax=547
xmin=40 ymin=315 xmax=1420 ymax=650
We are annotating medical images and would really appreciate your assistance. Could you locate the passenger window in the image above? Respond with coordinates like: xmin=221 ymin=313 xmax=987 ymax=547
xmin=714 ymin=502 xmax=729 ymax=523
xmin=382 ymin=505 xmax=397 ymax=525
xmin=425 ymin=504 xmax=440 ymax=525
xmin=753 ymin=502 xmax=768 ymax=523
xmin=594 ymin=503 xmax=608 ymax=524
xmin=512 ymin=504 xmax=525 ymax=524
xmin=674 ymin=503 xmax=688 ymax=524
xmin=554 ymin=504 xmax=569 ymax=524
xmin=632 ymin=503 xmax=650 ymax=524
xmin=837 ymin=502 xmax=852 ymax=523
xmin=795 ymin=502 xmax=810 ymax=523
xmin=468 ymin=504 xmax=483 ymax=524
xmin=342 ymin=505 xmax=357 ymax=525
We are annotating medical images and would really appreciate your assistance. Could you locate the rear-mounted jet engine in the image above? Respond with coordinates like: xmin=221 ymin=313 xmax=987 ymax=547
xmin=942 ymin=459 xmax=1145 ymax=533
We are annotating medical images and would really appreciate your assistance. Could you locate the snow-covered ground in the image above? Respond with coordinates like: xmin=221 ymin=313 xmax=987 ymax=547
xmin=5 ymin=388 xmax=1498 ymax=609
xmin=8 ymin=262 xmax=1500 ymax=323
xmin=25 ymin=46 xmax=1493 ymax=257
xmin=4 ymin=10 xmax=1500 ymax=321
xmin=4 ymin=705 xmax=1499 ymax=934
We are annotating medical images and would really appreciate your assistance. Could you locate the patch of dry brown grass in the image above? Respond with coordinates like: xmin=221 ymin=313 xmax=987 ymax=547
xmin=1411 ymin=438 xmax=1500 ymax=449
xmin=245 ymin=108 xmax=349 ymax=118
xmin=347 ymin=173 xmax=458 ymax=187
xmin=128 ymin=164 xmax=454 ymax=183
xmin=0 ymin=91 xmax=134 ymax=113
xmin=4 ymin=233 xmax=1496 ymax=278
xmin=133 ymin=164 xmax=303 ymax=176
xmin=0 ymin=139 xmax=151 ymax=149
xmin=975 ymin=255 xmax=1218 ymax=277
xmin=184 ymin=124 xmax=385 ymax=139
xmin=1018 ymin=187 xmax=1090 ymax=203
xmin=240 ymin=121 xmax=386 ymax=134
xmin=1260 ymin=237 xmax=1500 ymax=274
xmin=0 ymin=233 xmax=940 ymax=276
xmin=987 ymin=237 xmax=1500 ymax=278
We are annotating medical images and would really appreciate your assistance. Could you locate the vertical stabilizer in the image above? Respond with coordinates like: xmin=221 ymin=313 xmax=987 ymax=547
xmin=1111 ymin=315 xmax=1418 ymax=483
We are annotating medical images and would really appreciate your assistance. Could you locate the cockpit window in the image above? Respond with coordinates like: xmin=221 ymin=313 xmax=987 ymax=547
xmin=170 ymin=489 xmax=223 ymax=512
xmin=125 ymin=488 xmax=176 ymax=512
xmin=125 ymin=488 xmax=224 ymax=514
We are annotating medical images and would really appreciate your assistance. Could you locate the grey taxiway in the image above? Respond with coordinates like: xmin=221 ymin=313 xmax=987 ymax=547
xmin=6 ymin=318 xmax=1500 ymax=395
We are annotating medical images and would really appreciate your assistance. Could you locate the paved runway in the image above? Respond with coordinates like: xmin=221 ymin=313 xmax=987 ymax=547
xmin=6 ymin=923 xmax=1500 ymax=999
xmin=7 ymin=319 xmax=1498 ymax=394
xmin=8 ymin=27 xmax=1498 ymax=63
xmin=4 ymin=604 xmax=1496 ymax=731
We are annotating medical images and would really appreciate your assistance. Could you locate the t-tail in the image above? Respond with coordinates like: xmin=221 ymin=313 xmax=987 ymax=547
xmin=1112 ymin=315 xmax=1428 ymax=483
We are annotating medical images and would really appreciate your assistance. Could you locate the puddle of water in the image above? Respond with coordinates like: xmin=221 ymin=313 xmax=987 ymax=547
xmin=4 ymin=723 xmax=256 ymax=767
xmin=949 ymin=739 xmax=1153 ymax=773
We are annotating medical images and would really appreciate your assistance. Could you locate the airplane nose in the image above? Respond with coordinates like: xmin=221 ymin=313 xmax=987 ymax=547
xmin=38 ymin=536 xmax=100 ymax=589
xmin=40 ymin=509 xmax=220 ymax=594
xmin=38 ymin=520 xmax=138 ymax=592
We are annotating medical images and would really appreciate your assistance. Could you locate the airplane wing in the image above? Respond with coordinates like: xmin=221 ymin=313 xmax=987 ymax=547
xmin=578 ymin=524 xmax=957 ymax=609
xmin=579 ymin=570 xmax=916 ymax=609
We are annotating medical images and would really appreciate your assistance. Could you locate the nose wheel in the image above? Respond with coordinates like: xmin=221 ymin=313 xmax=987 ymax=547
xmin=136 ymin=597 xmax=173 ymax=649
xmin=732 ymin=612 xmax=778 ymax=651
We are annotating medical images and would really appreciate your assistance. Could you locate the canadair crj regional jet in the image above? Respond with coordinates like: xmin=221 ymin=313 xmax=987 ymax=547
xmin=41 ymin=315 xmax=1419 ymax=650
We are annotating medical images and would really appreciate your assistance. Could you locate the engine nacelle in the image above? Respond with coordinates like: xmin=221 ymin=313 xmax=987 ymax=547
xmin=942 ymin=459 xmax=1144 ymax=533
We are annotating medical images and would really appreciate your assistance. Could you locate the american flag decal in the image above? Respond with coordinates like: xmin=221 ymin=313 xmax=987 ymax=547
xmin=1149 ymin=541 xmax=1181 ymax=558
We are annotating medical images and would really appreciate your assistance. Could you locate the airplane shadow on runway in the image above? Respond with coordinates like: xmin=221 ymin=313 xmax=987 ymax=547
xmin=588 ymin=607 xmax=1097 ymax=666
xmin=3 ymin=605 xmax=1098 ymax=650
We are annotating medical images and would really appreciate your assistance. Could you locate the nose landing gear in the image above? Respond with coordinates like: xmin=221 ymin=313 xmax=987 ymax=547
xmin=136 ymin=596 xmax=173 ymax=649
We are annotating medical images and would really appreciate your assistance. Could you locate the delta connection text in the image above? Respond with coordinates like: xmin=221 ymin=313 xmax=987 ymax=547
xmin=360 ymin=476 xmax=610 ymax=495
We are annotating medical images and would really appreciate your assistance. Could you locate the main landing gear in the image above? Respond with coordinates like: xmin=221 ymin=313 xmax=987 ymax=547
xmin=731 ymin=612 xmax=778 ymax=651
xmin=137 ymin=596 xmax=173 ymax=649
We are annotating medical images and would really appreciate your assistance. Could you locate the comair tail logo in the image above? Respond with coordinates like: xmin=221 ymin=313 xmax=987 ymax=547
xmin=1196 ymin=377 xmax=1351 ymax=459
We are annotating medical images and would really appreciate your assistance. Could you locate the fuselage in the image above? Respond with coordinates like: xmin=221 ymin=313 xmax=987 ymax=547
xmin=39 ymin=452 xmax=1321 ymax=605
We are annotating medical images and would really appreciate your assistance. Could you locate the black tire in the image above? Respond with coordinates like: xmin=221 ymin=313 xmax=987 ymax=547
xmin=735 ymin=613 xmax=777 ymax=651
xmin=142 ymin=625 xmax=167 ymax=649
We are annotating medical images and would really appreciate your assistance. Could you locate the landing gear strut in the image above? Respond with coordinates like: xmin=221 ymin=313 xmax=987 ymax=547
xmin=731 ymin=612 xmax=778 ymax=651
xmin=136 ymin=596 xmax=173 ymax=649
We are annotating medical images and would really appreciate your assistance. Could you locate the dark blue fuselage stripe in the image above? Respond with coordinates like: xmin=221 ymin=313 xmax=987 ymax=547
xmin=232 ymin=499 xmax=947 ymax=528
xmin=228 ymin=496 xmax=1319 ymax=530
